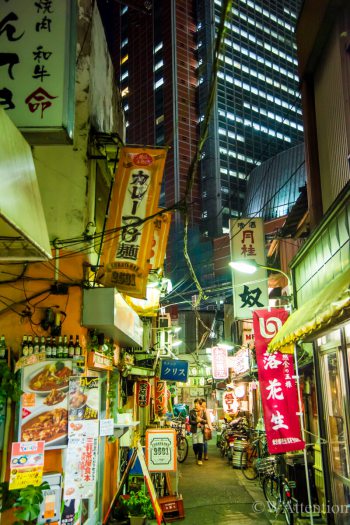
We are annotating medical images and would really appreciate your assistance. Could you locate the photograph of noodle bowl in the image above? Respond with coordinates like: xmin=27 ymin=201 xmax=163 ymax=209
xmin=24 ymin=361 xmax=72 ymax=395
xmin=20 ymin=406 xmax=68 ymax=447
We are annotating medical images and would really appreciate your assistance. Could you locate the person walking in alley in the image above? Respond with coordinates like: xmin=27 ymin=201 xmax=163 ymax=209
xmin=200 ymin=398 xmax=212 ymax=460
xmin=189 ymin=398 xmax=207 ymax=465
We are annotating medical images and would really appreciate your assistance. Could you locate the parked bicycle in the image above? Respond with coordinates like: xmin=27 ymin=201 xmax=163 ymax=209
xmin=240 ymin=429 xmax=268 ymax=480
xmin=170 ymin=417 xmax=189 ymax=463
xmin=262 ymin=454 xmax=297 ymax=525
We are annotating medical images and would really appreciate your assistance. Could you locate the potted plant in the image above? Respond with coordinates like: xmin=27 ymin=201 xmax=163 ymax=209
xmin=0 ymin=481 xmax=50 ymax=525
xmin=123 ymin=487 xmax=155 ymax=525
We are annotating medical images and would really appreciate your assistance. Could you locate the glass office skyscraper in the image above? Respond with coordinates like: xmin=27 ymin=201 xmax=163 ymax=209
xmin=197 ymin=0 xmax=304 ymax=239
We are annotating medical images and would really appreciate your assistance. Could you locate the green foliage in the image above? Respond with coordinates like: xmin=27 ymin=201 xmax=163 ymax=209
xmin=0 ymin=481 xmax=50 ymax=525
xmin=0 ymin=362 xmax=22 ymax=404
xmin=124 ymin=488 xmax=155 ymax=518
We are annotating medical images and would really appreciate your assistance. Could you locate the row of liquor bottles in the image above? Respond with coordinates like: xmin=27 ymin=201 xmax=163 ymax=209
xmin=21 ymin=334 xmax=82 ymax=359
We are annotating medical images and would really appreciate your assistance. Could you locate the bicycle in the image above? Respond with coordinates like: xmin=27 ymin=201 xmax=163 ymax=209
xmin=262 ymin=454 xmax=297 ymax=525
xmin=170 ymin=417 xmax=189 ymax=463
xmin=240 ymin=429 xmax=268 ymax=480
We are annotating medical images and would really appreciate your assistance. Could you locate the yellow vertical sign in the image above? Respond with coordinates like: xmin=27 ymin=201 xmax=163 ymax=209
xmin=97 ymin=147 xmax=168 ymax=299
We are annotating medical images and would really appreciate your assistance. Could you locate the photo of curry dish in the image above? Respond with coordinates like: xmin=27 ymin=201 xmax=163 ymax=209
xmin=43 ymin=389 xmax=66 ymax=406
xmin=21 ymin=408 xmax=68 ymax=443
xmin=29 ymin=362 xmax=72 ymax=392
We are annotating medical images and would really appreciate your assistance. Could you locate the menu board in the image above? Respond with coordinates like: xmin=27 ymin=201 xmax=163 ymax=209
xmin=19 ymin=360 xmax=73 ymax=449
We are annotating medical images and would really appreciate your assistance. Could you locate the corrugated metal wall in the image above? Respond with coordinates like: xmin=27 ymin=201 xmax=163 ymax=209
xmin=314 ymin=23 xmax=350 ymax=212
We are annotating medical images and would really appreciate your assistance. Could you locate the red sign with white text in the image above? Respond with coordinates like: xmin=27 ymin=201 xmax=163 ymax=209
xmin=136 ymin=380 xmax=151 ymax=407
xmin=253 ymin=309 xmax=305 ymax=454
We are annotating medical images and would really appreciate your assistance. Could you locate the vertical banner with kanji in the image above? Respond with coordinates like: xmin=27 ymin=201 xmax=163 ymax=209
xmin=97 ymin=147 xmax=168 ymax=299
xmin=136 ymin=380 xmax=151 ymax=408
xmin=211 ymin=346 xmax=228 ymax=379
xmin=229 ymin=218 xmax=269 ymax=319
xmin=253 ymin=308 xmax=305 ymax=454
xmin=149 ymin=210 xmax=172 ymax=271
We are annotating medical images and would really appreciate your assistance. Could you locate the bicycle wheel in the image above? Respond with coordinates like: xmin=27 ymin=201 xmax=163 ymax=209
xmin=282 ymin=490 xmax=294 ymax=525
xmin=177 ymin=436 xmax=188 ymax=463
xmin=241 ymin=443 xmax=259 ymax=480
xmin=262 ymin=475 xmax=279 ymax=510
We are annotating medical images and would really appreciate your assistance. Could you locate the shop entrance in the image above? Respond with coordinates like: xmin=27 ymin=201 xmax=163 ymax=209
xmin=317 ymin=327 xmax=350 ymax=524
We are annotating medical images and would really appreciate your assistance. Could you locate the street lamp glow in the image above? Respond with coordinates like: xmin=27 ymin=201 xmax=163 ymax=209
xmin=229 ymin=260 xmax=258 ymax=274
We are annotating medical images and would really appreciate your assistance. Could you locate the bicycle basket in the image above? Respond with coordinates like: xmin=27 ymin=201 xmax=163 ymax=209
xmin=256 ymin=456 xmax=277 ymax=476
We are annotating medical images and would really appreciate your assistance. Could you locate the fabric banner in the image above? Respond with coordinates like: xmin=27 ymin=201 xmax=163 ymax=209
xmin=253 ymin=308 xmax=305 ymax=454
xmin=149 ymin=210 xmax=172 ymax=271
xmin=97 ymin=146 xmax=168 ymax=298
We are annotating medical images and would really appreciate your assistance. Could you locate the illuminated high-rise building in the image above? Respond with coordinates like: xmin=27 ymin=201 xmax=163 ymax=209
xmin=99 ymin=0 xmax=304 ymax=289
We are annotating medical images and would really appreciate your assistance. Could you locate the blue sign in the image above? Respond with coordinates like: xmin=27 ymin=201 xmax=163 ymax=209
xmin=160 ymin=359 xmax=189 ymax=382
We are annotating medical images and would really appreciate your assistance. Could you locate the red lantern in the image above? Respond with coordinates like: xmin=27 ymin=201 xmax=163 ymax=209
xmin=136 ymin=380 xmax=151 ymax=408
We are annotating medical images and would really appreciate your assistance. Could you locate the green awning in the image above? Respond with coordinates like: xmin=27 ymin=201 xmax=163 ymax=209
xmin=268 ymin=268 xmax=350 ymax=353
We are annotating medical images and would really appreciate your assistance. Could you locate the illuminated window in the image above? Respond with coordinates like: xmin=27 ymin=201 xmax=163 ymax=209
xmin=121 ymin=87 xmax=129 ymax=98
xmin=156 ymin=115 xmax=164 ymax=125
xmin=154 ymin=78 xmax=164 ymax=89
xmin=154 ymin=60 xmax=164 ymax=71
xmin=121 ymin=71 xmax=128 ymax=80
xmin=154 ymin=42 xmax=163 ymax=54
xmin=120 ymin=55 xmax=128 ymax=65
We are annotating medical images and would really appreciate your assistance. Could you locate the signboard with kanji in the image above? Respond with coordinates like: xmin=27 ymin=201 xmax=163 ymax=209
xmin=145 ymin=429 xmax=177 ymax=472
xmin=97 ymin=146 xmax=168 ymax=299
xmin=253 ymin=308 xmax=305 ymax=454
xmin=160 ymin=359 xmax=189 ymax=383
xmin=229 ymin=218 xmax=269 ymax=319
xmin=0 ymin=0 xmax=74 ymax=135
xmin=211 ymin=346 xmax=228 ymax=379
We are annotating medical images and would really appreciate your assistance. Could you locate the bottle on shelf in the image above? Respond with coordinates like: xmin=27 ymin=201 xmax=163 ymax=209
xmin=27 ymin=335 xmax=34 ymax=356
xmin=63 ymin=335 xmax=68 ymax=359
xmin=22 ymin=335 xmax=28 ymax=357
xmin=0 ymin=335 xmax=7 ymax=360
xmin=40 ymin=336 xmax=46 ymax=354
xmin=68 ymin=335 xmax=75 ymax=358
xmin=45 ymin=336 xmax=52 ymax=359
xmin=51 ymin=336 xmax=57 ymax=358
xmin=74 ymin=335 xmax=81 ymax=356
xmin=33 ymin=336 xmax=40 ymax=354
xmin=57 ymin=336 xmax=63 ymax=358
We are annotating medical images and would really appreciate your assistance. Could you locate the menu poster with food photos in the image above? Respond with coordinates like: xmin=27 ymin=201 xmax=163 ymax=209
xmin=68 ymin=376 xmax=99 ymax=421
xmin=19 ymin=360 xmax=73 ymax=450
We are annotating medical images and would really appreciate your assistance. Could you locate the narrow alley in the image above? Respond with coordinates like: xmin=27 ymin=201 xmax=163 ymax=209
xmin=171 ymin=439 xmax=326 ymax=525
xmin=172 ymin=440 xmax=280 ymax=525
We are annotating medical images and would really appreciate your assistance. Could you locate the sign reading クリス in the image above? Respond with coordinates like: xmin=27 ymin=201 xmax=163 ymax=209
xmin=253 ymin=308 xmax=305 ymax=454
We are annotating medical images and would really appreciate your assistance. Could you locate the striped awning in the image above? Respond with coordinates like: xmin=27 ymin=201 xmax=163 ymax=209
xmin=268 ymin=268 xmax=350 ymax=354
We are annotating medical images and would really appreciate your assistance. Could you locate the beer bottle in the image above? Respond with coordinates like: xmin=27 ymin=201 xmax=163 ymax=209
xmin=45 ymin=336 xmax=52 ymax=359
xmin=40 ymin=336 xmax=46 ymax=354
xmin=22 ymin=335 xmax=28 ymax=357
xmin=51 ymin=336 xmax=57 ymax=357
xmin=57 ymin=336 xmax=63 ymax=358
xmin=74 ymin=335 xmax=81 ymax=356
xmin=68 ymin=335 xmax=75 ymax=358
xmin=63 ymin=335 xmax=68 ymax=359
xmin=0 ymin=335 xmax=6 ymax=359
xmin=27 ymin=335 xmax=34 ymax=355
xmin=33 ymin=336 xmax=40 ymax=354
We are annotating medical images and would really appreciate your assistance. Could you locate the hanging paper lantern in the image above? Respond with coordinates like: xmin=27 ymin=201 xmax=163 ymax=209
xmin=136 ymin=380 xmax=151 ymax=407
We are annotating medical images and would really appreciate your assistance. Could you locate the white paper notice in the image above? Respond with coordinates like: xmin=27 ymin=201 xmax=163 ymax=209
xmin=99 ymin=418 xmax=114 ymax=437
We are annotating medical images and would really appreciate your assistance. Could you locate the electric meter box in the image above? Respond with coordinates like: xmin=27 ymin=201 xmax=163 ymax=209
xmin=37 ymin=472 xmax=61 ymax=525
